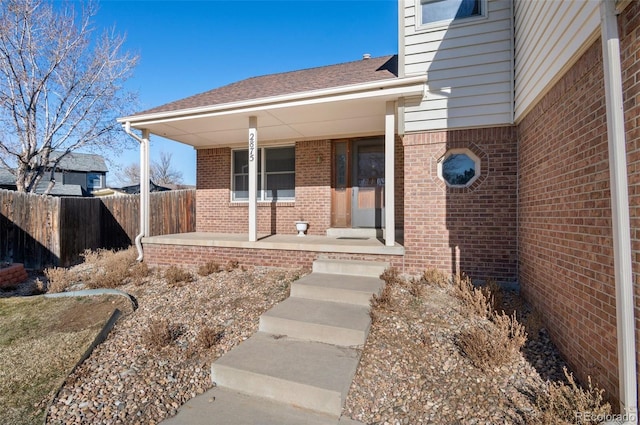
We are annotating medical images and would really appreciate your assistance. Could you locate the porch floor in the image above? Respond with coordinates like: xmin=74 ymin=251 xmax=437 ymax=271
xmin=142 ymin=232 xmax=404 ymax=256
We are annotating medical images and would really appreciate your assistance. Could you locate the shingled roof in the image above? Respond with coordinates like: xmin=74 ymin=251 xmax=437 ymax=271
xmin=136 ymin=55 xmax=398 ymax=116
xmin=50 ymin=152 xmax=108 ymax=173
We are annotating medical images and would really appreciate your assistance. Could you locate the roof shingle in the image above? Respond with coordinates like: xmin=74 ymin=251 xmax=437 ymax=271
xmin=135 ymin=55 xmax=398 ymax=116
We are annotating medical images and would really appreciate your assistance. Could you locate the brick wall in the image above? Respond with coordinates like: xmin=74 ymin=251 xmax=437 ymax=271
xmin=402 ymin=127 xmax=518 ymax=280
xmin=518 ymin=7 xmax=640 ymax=403
xmin=195 ymin=140 xmax=332 ymax=235
xmin=195 ymin=137 xmax=405 ymax=236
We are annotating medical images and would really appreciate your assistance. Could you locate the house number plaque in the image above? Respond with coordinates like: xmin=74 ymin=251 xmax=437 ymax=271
xmin=249 ymin=131 xmax=256 ymax=162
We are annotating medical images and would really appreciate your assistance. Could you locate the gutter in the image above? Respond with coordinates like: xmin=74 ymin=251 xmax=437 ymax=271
xmin=600 ymin=1 xmax=638 ymax=422
xmin=123 ymin=122 xmax=150 ymax=262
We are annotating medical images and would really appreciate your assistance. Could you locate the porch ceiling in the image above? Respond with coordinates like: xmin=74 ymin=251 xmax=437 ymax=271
xmin=121 ymin=76 xmax=426 ymax=147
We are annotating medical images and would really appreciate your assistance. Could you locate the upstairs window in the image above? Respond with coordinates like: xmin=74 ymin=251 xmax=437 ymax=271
xmin=232 ymin=146 xmax=295 ymax=201
xmin=420 ymin=0 xmax=482 ymax=26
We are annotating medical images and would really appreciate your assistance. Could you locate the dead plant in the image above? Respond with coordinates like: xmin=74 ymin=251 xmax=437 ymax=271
xmin=453 ymin=274 xmax=493 ymax=319
xmin=197 ymin=261 xmax=221 ymax=276
xmin=523 ymin=307 xmax=544 ymax=341
xmin=196 ymin=325 xmax=224 ymax=349
xmin=528 ymin=367 xmax=611 ymax=424
xmin=420 ymin=268 xmax=450 ymax=287
xmin=129 ymin=261 xmax=152 ymax=285
xmin=372 ymin=267 xmax=400 ymax=311
xmin=164 ymin=265 xmax=193 ymax=286
xmin=482 ymin=278 xmax=503 ymax=313
xmin=457 ymin=311 xmax=526 ymax=371
xmin=144 ymin=319 xmax=183 ymax=350
xmin=224 ymin=259 xmax=239 ymax=272
xmin=44 ymin=267 xmax=72 ymax=293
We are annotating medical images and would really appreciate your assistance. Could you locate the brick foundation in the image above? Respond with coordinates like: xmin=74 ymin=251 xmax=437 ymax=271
xmin=143 ymin=243 xmax=404 ymax=271
xmin=0 ymin=263 xmax=28 ymax=288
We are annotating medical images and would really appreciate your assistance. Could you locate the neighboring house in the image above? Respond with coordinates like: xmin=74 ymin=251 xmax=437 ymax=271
xmin=119 ymin=0 xmax=639 ymax=415
xmin=0 ymin=152 xmax=108 ymax=196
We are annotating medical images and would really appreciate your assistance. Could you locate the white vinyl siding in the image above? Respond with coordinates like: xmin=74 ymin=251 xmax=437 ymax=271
xmin=401 ymin=0 xmax=513 ymax=132
xmin=514 ymin=0 xmax=600 ymax=122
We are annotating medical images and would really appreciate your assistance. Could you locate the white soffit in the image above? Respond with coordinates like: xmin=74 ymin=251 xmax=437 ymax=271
xmin=121 ymin=76 xmax=426 ymax=147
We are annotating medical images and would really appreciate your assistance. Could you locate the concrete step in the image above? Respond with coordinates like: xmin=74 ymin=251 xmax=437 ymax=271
xmin=312 ymin=258 xmax=389 ymax=277
xmin=161 ymin=387 xmax=365 ymax=425
xmin=259 ymin=297 xmax=371 ymax=346
xmin=291 ymin=273 xmax=384 ymax=306
xmin=211 ymin=332 xmax=360 ymax=417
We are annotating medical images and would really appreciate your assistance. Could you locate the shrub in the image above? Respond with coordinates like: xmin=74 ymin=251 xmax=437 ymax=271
xmin=197 ymin=261 xmax=221 ymax=276
xmin=523 ymin=307 xmax=544 ymax=341
xmin=82 ymin=248 xmax=139 ymax=289
xmin=196 ymin=326 xmax=223 ymax=349
xmin=420 ymin=268 xmax=450 ymax=287
xmin=482 ymin=278 xmax=503 ymax=313
xmin=129 ymin=262 xmax=151 ymax=285
xmin=224 ymin=260 xmax=239 ymax=272
xmin=164 ymin=266 xmax=193 ymax=286
xmin=454 ymin=274 xmax=493 ymax=319
xmin=44 ymin=267 xmax=72 ymax=293
xmin=457 ymin=312 xmax=526 ymax=371
xmin=528 ymin=368 xmax=611 ymax=424
xmin=372 ymin=267 xmax=399 ymax=311
xmin=144 ymin=319 xmax=182 ymax=349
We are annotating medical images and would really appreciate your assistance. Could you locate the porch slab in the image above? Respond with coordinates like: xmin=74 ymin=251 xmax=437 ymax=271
xmin=143 ymin=232 xmax=404 ymax=256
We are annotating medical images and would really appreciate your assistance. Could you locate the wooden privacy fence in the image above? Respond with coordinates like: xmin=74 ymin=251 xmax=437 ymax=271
xmin=0 ymin=189 xmax=195 ymax=268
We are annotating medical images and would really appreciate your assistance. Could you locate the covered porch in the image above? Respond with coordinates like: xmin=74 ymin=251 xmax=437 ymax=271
xmin=117 ymin=55 xmax=426 ymax=265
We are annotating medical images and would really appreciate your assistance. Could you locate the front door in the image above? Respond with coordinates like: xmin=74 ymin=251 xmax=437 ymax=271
xmin=331 ymin=139 xmax=385 ymax=228
xmin=351 ymin=139 xmax=385 ymax=228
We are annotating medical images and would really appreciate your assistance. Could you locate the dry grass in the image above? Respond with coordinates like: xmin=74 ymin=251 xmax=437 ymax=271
xmin=0 ymin=296 xmax=131 ymax=425
xmin=528 ymin=367 xmax=611 ymax=424
xmin=164 ymin=266 xmax=193 ymax=286
xmin=144 ymin=319 xmax=183 ymax=350
xmin=197 ymin=261 xmax=221 ymax=276
xmin=45 ymin=248 xmax=145 ymax=292
xmin=457 ymin=311 xmax=527 ymax=371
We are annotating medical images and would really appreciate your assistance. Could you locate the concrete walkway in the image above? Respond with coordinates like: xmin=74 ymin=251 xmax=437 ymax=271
xmin=162 ymin=259 xmax=386 ymax=425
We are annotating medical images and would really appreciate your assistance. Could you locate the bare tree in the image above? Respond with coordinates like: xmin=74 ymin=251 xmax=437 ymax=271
xmin=0 ymin=0 xmax=138 ymax=193
xmin=151 ymin=152 xmax=183 ymax=186
xmin=119 ymin=152 xmax=184 ymax=186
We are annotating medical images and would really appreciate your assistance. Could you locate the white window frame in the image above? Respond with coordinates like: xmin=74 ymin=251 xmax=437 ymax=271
xmin=416 ymin=0 xmax=487 ymax=31
xmin=437 ymin=148 xmax=481 ymax=188
xmin=231 ymin=145 xmax=295 ymax=202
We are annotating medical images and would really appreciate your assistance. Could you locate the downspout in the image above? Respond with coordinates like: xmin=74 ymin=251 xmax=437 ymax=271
xmin=123 ymin=122 xmax=150 ymax=262
xmin=600 ymin=1 xmax=638 ymax=422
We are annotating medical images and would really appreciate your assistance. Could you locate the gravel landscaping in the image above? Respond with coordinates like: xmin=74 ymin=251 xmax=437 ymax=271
xmin=2 ymin=248 xmax=611 ymax=424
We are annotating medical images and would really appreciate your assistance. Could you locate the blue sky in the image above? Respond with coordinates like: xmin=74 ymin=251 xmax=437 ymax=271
xmin=93 ymin=0 xmax=399 ymax=185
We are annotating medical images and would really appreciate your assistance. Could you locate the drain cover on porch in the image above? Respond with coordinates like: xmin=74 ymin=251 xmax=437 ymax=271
xmin=336 ymin=237 xmax=370 ymax=240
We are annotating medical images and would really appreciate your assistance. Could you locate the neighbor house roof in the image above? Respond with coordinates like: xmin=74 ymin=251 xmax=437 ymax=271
xmin=50 ymin=152 xmax=108 ymax=173
xmin=0 ymin=168 xmax=15 ymax=186
xmin=136 ymin=55 xmax=399 ymax=117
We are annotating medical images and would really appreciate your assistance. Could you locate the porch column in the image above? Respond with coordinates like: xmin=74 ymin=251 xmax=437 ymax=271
xmin=384 ymin=101 xmax=395 ymax=247
xmin=248 ymin=116 xmax=258 ymax=242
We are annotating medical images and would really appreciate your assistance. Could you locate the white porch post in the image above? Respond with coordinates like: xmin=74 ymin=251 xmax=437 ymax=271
xmin=384 ymin=101 xmax=395 ymax=247
xmin=248 ymin=116 xmax=258 ymax=242
xmin=141 ymin=129 xmax=150 ymax=237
